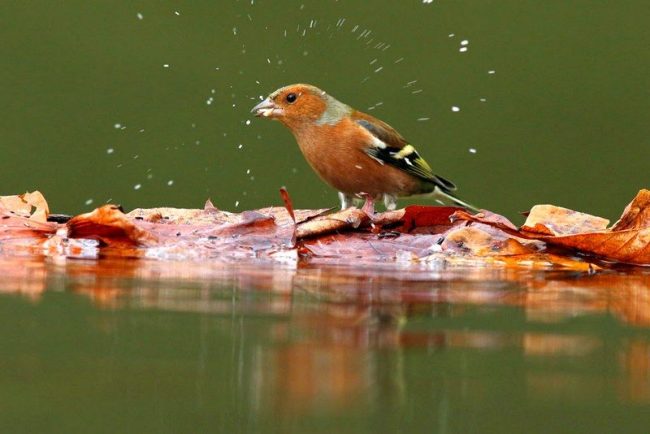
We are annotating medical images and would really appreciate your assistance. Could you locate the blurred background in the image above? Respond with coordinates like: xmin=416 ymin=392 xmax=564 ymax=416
xmin=1 ymin=0 xmax=648 ymax=220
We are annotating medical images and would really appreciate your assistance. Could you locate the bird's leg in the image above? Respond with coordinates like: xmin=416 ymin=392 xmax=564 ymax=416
xmin=383 ymin=193 xmax=397 ymax=211
xmin=338 ymin=192 xmax=354 ymax=210
xmin=359 ymin=193 xmax=376 ymax=217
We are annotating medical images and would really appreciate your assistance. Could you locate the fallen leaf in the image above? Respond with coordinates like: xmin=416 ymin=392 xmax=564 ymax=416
xmin=296 ymin=208 xmax=369 ymax=239
xmin=454 ymin=189 xmax=650 ymax=266
xmin=612 ymin=189 xmax=650 ymax=231
xmin=0 ymin=191 xmax=50 ymax=223
xmin=522 ymin=205 xmax=609 ymax=235
xmin=1 ymin=188 xmax=648 ymax=267
xmin=21 ymin=191 xmax=50 ymax=223
xmin=67 ymin=205 xmax=158 ymax=248
xmin=399 ymin=205 xmax=462 ymax=232
xmin=441 ymin=225 xmax=538 ymax=256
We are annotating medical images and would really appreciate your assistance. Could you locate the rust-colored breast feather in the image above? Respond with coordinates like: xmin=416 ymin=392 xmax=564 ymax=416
xmin=293 ymin=117 xmax=428 ymax=197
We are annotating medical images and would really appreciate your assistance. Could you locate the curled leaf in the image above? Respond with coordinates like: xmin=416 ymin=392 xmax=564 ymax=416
xmin=455 ymin=189 xmax=650 ymax=265
xmin=67 ymin=205 xmax=158 ymax=247
xmin=0 ymin=191 xmax=50 ymax=223
xmin=612 ymin=189 xmax=650 ymax=231
xmin=522 ymin=205 xmax=609 ymax=236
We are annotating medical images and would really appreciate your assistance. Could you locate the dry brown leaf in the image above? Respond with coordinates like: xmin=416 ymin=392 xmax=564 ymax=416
xmin=522 ymin=205 xmax=609 ymax=235
xmin=296 ymin=208 xmax=369 ymax=239
xmin=0 ymin=195 xmax=32 ymax=216
xmin=612 ymin=189 xmax=650 ymax=231
xmin=455 ymin=189 xmax=650 ymax=265
xmin=0 ymin=191 xmax=50 ymax=223
xmin=21 ymin=191 xmax=50 ymax=223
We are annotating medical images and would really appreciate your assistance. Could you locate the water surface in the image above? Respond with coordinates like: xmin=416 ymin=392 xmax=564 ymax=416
xmin=2 ymin=256 xmax=649 ymax=433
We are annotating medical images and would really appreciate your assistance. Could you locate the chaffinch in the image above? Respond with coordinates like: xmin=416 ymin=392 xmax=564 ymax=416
xmin=251 ymin=83 xmax=476 ymax=214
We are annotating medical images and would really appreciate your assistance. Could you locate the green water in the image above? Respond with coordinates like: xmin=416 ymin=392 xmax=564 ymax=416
xmin=1 ymin=1 xmax=648 ymax=218
xmin=1 ymin=260 xmax=650 ymax=433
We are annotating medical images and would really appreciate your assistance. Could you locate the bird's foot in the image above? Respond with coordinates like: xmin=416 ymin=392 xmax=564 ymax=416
xmin=359 ymin=193 xmax=377 ymax=221
xmin=338 ymin=192 xmax=355 ymax=210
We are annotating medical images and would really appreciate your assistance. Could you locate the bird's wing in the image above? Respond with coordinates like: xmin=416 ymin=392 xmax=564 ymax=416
xmin=352 ymin=111 xmax=457 ymax=192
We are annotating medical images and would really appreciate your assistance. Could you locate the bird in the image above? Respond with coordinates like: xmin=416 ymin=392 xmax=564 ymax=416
xmin=251 ymin=83 xmax=477 ymax=214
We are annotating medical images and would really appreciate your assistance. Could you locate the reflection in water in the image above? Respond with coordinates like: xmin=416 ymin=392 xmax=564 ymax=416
xmin=1 ymin=255 xmax=650 ymax=431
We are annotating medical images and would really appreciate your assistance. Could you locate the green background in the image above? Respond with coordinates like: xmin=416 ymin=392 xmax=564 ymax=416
xmin=2 ymin=0 xmax=648 ymax=219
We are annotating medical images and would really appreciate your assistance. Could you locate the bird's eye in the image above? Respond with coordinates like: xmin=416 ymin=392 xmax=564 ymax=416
xmin=285 ymin=93 xmax=297 ymax=103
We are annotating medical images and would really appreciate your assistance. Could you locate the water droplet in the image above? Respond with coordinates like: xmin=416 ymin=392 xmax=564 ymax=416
xmin=235 ymin=201 xmax=240 ymax=207
xmin=163 ymin=64 xmax=170 ymax=68
xmin=167 ymin=180 xmax=174 ymax=186
xmin=85 ymin=198 xmax=94 ymax=205
xmin=460 ymin=40 xmax=469 ymax=46
xmin=451 ymin=106 xmax=460 ymax=112
xmin=134 ymin=184 xmax=142 ymax=190
xmin=106 ymin=148 xmax=114 ymax=154
xmin=469 ymin=148 xmax=477 ymax=154
xmin=459 ymin=47 xmax=468 ymax=53
xmin=114 ymin=123 xmax=122 ymax=129
xmin=245 ymin=119 xmax=251 ymax=125
xmin=488 ymin=70 xmax=496 ymax=74
xmin=136 ymin=12 xmax=144 ymax=20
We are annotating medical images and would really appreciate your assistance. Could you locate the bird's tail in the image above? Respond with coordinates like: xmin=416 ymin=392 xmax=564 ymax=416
xmin=430 ymin=187 xmax=480 ymax=213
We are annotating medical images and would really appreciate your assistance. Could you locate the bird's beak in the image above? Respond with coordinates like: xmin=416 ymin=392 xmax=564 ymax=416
xmin=251 ymin=97 xmax=284 ymax=118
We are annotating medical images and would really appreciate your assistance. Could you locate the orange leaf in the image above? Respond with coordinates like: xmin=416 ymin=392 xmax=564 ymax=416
xmin=455 ymin=190 xmax=650 ymax=265
xmin=612 ymin=189 xmax=650 ymax=231
xmin=67 ymin=205 xmax=158 ymax=248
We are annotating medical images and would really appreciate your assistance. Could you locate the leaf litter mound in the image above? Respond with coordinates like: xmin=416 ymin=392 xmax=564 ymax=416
xmin=1 ymin=188 xmax=650 ymax=269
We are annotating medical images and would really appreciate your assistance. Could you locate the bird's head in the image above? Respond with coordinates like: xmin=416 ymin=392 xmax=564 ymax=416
xmin=251 ymin=83 xmax=351 ymax=130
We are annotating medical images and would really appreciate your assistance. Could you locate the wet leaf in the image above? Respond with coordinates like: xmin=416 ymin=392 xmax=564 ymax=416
xmin=296 ymin=208 xmax=369 ymax=239
xmin=441 ymin=225 xmax=538 ymax=256
xmin=1 ymin=189 xmax=649 ymax=268
xmin=67 ymin=205 xmax=158 ymax=248
xmin=399 ymin=205 xmax=462 ymax=232
xmin=455 ymin=189 xmax=650 ymax=265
